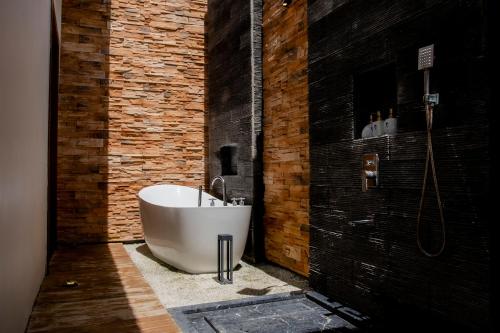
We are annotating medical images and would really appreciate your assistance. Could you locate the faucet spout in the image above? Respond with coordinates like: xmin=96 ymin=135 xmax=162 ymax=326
xmin=210 ymin=176 xmax=227 ymax=206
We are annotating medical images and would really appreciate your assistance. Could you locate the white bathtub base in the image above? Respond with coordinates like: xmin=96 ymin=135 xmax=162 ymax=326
xmin=138 ymin=185 xmax=251 ymax=274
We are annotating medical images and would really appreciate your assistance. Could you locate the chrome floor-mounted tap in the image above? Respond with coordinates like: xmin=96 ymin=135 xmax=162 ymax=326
xmin=210 ymin=176 xmax=227 ymax=206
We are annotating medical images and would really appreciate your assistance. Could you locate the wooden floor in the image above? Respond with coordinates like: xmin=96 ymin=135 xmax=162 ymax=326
xmin=27 ymin=243 xmax=180 ymax=333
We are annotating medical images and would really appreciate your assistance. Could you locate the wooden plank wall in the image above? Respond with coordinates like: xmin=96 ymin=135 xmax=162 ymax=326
xmin=262 ymin=0 xmax=310 ymax=276
xmin=57 ymin=0 xmax=207 ymax=243
xmin=307 ymin=0 xmax=491 ymax=329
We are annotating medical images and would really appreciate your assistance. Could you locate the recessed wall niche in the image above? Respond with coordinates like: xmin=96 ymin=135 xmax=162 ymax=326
xmin=219 ymin=145 xmax=238 ymax=176
xmin=354 ymin=63 xmax=397 ymax=138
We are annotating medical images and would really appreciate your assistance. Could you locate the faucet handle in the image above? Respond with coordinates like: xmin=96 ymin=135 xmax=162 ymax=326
xmin=209 ymin=198 xmax=216 ymax=207
xmin=231 ymin=198 xmax=238 ymax=206
xmin=238 ymin=197 xmax=245 ymax=206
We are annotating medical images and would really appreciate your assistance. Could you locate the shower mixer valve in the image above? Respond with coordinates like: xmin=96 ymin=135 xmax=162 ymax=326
xmin=362 ymin=153 xmax=379 ymax=192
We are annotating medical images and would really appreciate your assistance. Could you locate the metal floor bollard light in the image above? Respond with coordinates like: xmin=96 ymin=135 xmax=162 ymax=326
xmin=217 ymin=234 xmax=233 ymax=284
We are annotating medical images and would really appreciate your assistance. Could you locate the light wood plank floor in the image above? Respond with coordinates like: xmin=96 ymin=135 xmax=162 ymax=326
xmin=27 ymin=243 xmax=180 ymax=333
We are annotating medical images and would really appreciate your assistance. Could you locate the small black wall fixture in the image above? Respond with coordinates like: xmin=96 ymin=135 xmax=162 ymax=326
xmin=282 ymin=0 xmax=292 ymax=7
xmin=220 ymin=145 xmax=238 ymax=176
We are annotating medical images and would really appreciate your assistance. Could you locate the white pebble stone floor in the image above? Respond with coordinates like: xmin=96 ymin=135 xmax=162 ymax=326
xmin=124 ymin=242 xmax=309 ymax=309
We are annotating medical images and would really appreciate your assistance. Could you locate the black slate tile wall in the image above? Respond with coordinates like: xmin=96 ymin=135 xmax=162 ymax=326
xmin=206 ymin=0 xmax=264 ymax=261
xmin=308 ymin=0 xmax=491 ymax=329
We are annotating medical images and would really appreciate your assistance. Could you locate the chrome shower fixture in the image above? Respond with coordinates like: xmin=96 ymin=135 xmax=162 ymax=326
xmin=418 ymin=44 xmax=434 ymax=70
xmin=416 ymin=44 xmax=445 ymax=257
xmin=418 ymin=44 xmax=439 ymax=106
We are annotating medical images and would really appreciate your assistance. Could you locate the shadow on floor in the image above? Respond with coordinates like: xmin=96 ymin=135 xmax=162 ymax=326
xmin=135 ymin=242 xmax=244 ymax=273
xmin=243 ymin=261 xmax=309 ymax=290
xmin=135 ymin=243 xmax=182 ymax=272
xmin=236 ymin=286 xmax=274 ymax=296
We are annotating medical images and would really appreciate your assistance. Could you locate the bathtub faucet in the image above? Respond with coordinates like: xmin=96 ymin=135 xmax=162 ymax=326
xmin=210 ymin=176 xmax=227 ymax=206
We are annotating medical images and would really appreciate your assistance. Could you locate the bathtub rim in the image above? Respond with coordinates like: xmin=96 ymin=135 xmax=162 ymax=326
xmin=138 ymin=184 xmax=251 ymax=209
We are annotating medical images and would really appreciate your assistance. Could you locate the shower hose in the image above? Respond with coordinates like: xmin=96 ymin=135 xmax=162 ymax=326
xmin=416 ymin=103 xmax=446 ymax=257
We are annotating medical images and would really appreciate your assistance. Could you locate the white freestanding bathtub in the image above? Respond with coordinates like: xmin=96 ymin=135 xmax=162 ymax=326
xmin=138 ymin=184 xmax=251 ymax=273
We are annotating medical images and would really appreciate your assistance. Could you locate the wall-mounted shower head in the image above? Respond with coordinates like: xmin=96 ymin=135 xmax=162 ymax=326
xmin=418 ymin=44 xmax=434 ymax=70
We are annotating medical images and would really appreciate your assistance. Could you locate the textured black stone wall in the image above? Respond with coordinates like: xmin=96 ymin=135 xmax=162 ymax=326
xmin=206 ymin=0 xmax=264 ymax=261
xmin=308 ymin=0 xmax=491 ymax=329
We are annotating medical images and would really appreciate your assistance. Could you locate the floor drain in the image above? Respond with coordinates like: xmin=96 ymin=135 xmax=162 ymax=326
xmin=64 ymin=280 xmax=79 ymax=287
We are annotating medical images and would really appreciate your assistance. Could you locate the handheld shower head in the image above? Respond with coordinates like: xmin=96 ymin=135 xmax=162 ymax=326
xmin=416 ymin=43 xmax=445 ymax=257
xmin=418 ymin=44 xmax=438 ymax=104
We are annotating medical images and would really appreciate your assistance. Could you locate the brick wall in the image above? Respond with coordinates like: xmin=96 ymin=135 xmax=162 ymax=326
xmin=57 ymin=0 xmax=206 ymax=243
xmin=262 ymin=0 xmax=309 ymax=276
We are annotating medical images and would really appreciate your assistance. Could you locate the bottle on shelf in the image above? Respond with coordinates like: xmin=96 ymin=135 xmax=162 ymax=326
xmin=361 ymin=113 xmax=374 ymax=139
xmin=373 ymin=110 xmax=384 ymax=137
xmin=384 ymin=107 xmax=398 ymax=135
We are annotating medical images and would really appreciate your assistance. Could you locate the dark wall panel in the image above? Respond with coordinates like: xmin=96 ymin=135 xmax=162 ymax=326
xmin=308 ymin=0 xmax=490 ymax=329
xmin=206 ymin=0 xmax=264 ymax=260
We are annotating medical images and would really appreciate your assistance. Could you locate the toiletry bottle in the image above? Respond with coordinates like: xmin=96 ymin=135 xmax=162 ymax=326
xmin=361 ymin=114 xmax=374 ymax=139
xmin=373 ymin=111 xmax=384 ymax=137
xmin=384 ymin=108 xmax=398 ymax=135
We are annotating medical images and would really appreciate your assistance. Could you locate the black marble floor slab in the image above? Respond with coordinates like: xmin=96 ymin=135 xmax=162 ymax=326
xmin=168 ymin=291 xmax=370 ymax=332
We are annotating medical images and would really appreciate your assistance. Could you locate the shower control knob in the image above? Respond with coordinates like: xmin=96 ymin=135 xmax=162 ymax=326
xmin=209 ymin=198 xmax=216 ymax=207
xmin=231 ymin=198 xmax=238 ymax=206
xmin=238 ymin=198 xmax=245 ymax=206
